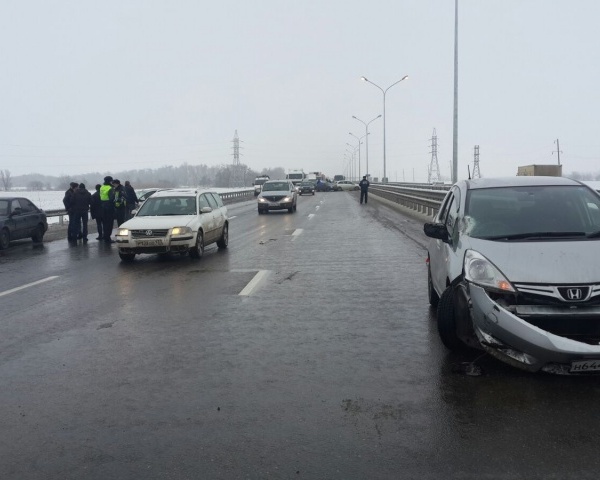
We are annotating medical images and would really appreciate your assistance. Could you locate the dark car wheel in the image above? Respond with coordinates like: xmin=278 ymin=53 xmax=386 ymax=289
xmin=437 ymin=287 xmax=462 ymax=350
xmin=0 ymin=228 xmax=9 ymax=250
xmin=31 ymin=224 xmax=45 ymax=243
xmin=189 ymin=231 xmax=204 ymax=259
xmin=119 ymin=253 xmax=136 ymax=262
xmin=428 ymin=265 xmax=440 ymax=308
xmin=217 ymin=222 xmax=228 ymax=249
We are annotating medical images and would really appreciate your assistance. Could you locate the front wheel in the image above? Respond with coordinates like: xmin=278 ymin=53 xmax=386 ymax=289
xmin=119 ymin=252 xmax=136 ymax=262
xmin=0 ymin=228 xmax=10 ymax=250
xmin=437 ymin=287 xmax=462 ymax=350
xmin=217 ymin=223 xmax=228 ymax=249
xmin=189 ymin=231 xmax=204 ymax=259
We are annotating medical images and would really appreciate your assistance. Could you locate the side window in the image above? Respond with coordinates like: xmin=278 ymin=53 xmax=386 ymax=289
xmin=10 ymin=200 xmax=22 ymax=215
xmin=18 ymin=199 xmax=36 ymax=213
xmin=437 ymin=191 xmax=453 ymax=224
xmin=198 ymin=194 xmax=210 ymax=211
xmin=446 ymin=187 xmax=461 ymax=241
xmin=209 ymin=193 xmax=223 ymax=208
xmin=205 ymin=194 xmax=218 ymax=209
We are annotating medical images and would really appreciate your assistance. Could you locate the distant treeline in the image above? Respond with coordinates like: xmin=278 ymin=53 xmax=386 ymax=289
xmin=5 ymin=163 xmax=287 ymax=191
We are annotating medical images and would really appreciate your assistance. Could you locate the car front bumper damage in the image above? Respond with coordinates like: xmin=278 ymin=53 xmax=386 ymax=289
xmin=468 ymin=284 xmax=600 ymax=374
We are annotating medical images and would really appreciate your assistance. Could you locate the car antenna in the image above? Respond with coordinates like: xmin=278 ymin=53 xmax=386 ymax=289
xmin=467 ymin=165 xmax=472 ymax=180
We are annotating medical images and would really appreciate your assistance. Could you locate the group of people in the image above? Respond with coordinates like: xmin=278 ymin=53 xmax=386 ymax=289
xmin=62 ymin=176 xmax=139 ymax=244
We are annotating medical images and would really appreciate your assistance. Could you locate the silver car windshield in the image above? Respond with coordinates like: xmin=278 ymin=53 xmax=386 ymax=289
xmin=463 ymin=185 xmax=600 ymax=240
xmin=262 ymin=182 xmax=289 ymax=191
xmin=137 ymin=196 xmax=197 ymax=216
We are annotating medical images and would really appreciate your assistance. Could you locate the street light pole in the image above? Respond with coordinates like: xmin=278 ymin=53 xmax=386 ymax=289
xmin=352 ymin=115 xmax=381 ymax=180
xmin=348 ymin=132 xmax=368 ymax=181
xmin=360 ymin=75 xmax=408 ymax=182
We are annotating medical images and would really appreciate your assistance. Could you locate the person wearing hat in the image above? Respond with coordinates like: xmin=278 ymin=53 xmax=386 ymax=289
xmin=359 ymin=175 xmax=370 ymax=205
xmin=112 ymin=179 xmax=128 ymax=226
xmin=63 ymin=181 xmax=80 ymax=243
xmin=100 ymin=176 xmax=115 ymax=242
xmin=71 ymin=183 xmax=92 ymax=243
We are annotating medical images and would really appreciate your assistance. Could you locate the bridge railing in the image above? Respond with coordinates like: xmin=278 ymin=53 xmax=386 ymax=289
xmin=369 ymin=184 xmax=449 ymax=218
xmin=44 ymin=188 xmax=256 ymax=224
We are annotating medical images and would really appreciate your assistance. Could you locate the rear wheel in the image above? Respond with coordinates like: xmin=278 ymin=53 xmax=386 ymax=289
xmin=0 ymin=228 xmax=9 ymax=250
xmin=437 ymin=287 xmax=462 ymax=350
xmin=31 ymin=225 xmax=45 ymax=243
xmin=217 ymin=223 xmax=228 ymax=249
xmin=189 ymin=231 xmax=204 ymax=259
xmin=119 ymin=252 xmax=136 ymax=262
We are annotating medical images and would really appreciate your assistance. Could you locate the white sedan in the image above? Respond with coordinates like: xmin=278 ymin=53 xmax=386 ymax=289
xmin=115 ymin=188 xmax=228 ymax=262
xmin=334 ymin=180 xmax=359 ymax=191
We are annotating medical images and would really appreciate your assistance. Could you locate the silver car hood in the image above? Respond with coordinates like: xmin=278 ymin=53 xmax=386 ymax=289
xmin=465 ymin=237 xmax=600 ymax=283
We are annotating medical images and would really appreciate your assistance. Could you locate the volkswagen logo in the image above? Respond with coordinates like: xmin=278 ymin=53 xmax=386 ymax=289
xmin=567 ymin=288 xmax=583 ymax=300
xmin=145 ymin=230 xmax=153 ymax=236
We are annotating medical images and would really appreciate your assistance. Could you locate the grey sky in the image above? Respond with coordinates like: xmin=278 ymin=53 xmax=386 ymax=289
xmin=1 ymin=0 xmax=599 ymax=181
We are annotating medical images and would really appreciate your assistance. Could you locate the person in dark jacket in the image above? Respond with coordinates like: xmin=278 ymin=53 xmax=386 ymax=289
xmin=112 ymin=179 xmax=127 ymax=226
xmin=100 ymin=176 xmax=115 ymax=243
xmin=124 ymin=180 xmax=139 ymax=220
xmin=90 ymin=184 xmax=103 ymax=240
xmin=63 ymin=182 xmax=79 ymax=242
xmin=72 ymin=183 xmax=92 ymax=243
xmin=359 ymin=176 xmax=370 ymax=204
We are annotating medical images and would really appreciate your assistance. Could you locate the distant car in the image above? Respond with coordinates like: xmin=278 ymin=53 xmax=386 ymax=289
xmin=298 ymin=181 xmax=316 ymax=196
xmin=115 ymin=188 xmax=228 ymax=262
xmin=334 ymin=180 xmax=359 ymax=191
xmin=137 ymin=188 xmax=163 ymax=203
xmin=257 ymin=180 xmax=298 ymax=214
xmin=0 ymin=197 xmax=48 ymax=249
xmin=424 ymin=176 xmax=600 ymax=374
xmin=315 ymin=181 xmax=335 ymax=192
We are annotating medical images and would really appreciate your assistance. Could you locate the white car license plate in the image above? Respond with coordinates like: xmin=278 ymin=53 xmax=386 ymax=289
xmin=136 ymin=239 xmax=164 ymax=247
xmin=570 ymin=360 xmax=600 ymax=373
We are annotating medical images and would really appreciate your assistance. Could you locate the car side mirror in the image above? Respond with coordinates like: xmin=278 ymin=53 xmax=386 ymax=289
xmin=423 ymin=222 xmax=449 ymax=243
xmin=200 ymin=206 xmax=213 ymax=214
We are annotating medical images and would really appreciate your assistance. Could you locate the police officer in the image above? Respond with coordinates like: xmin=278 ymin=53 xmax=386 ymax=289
xmin=359 ymin=175 xmax=370 ymax=204
xmin=100 ymin=176 xmax=115 ymax=243
xmin=112 ymin=179 xmax=127 ymax=226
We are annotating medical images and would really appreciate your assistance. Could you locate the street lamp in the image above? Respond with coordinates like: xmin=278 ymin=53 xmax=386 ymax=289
xmin=346 ymin=144 xmax=359 ymax=181
xmin=352 ymin=115 xmax=381 ymax=180
xmin=348 ymin=132 xmax=368 ymax=180
xmin=360 ymin=75 xmax=408 ymax=182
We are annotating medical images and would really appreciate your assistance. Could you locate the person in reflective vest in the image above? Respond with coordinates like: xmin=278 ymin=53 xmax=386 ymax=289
xmin=100 ymin=176 xmax=115 ymax=243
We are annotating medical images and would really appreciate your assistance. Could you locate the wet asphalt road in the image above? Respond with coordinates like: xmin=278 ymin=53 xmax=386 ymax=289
xmin=1 ymin=191 xmax=600 ymax=479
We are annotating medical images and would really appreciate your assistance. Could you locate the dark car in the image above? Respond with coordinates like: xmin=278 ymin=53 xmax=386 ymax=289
xmin=0 ymin=197 xmax=48 ymax=249
xmin=315 ymin=180 xmax=335 ymax=192
xmin=298 ymin=181 xmax=316 ymax=196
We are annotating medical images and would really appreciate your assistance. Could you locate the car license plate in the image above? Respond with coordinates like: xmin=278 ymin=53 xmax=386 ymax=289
xmin=136 ymin=239 xmax=163 ymax=247
xmin=570 ymin=360 xmax=600 ymax=373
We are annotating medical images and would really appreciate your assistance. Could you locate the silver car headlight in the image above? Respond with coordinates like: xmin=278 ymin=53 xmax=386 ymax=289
xmin=464 ymin=250 xmax=515 ymax=293
xmin=171 ymin=226 xmax=192 ymax=236
xmin=116 ymin=228 xmax=130 ymax=236
xmin=258 ymin=197 xmax=267 ymax=203
xmin=282 ymin=197 xmax=291 ymax=202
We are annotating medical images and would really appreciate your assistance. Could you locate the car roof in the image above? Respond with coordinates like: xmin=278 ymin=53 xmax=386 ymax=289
xmin=464 ymin=176 xmax=582 ymax=190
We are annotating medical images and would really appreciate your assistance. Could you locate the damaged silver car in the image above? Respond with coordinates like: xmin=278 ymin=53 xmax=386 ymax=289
xmin=424 ymin=176 xmax=600 ymax=374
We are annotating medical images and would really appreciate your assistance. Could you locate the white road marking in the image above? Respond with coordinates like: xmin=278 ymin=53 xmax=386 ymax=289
xmin=228 ymin=216 xmax=237 ymax=220
xmin=238 ymin=270 xmax=269 ymax=296
xmin=291 ymin=229 xmax=303 ymax=241
xmin=315 ymin=206 xmax=320 ymax=211
xmin=0 ymin=276 xmax=59 ymax=298
xmin=308 ymin=214 xmax=315 ymax=219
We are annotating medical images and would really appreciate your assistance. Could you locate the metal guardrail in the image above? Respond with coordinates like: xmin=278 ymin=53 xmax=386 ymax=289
xmin=369 ymin=184 xmax=449 ymax=218
xmin=44 ymin=189 xmax=256 ymax=224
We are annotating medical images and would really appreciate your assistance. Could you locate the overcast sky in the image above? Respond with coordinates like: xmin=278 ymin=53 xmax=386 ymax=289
xmin=1 ymin=0 xmax=599 ymax=182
